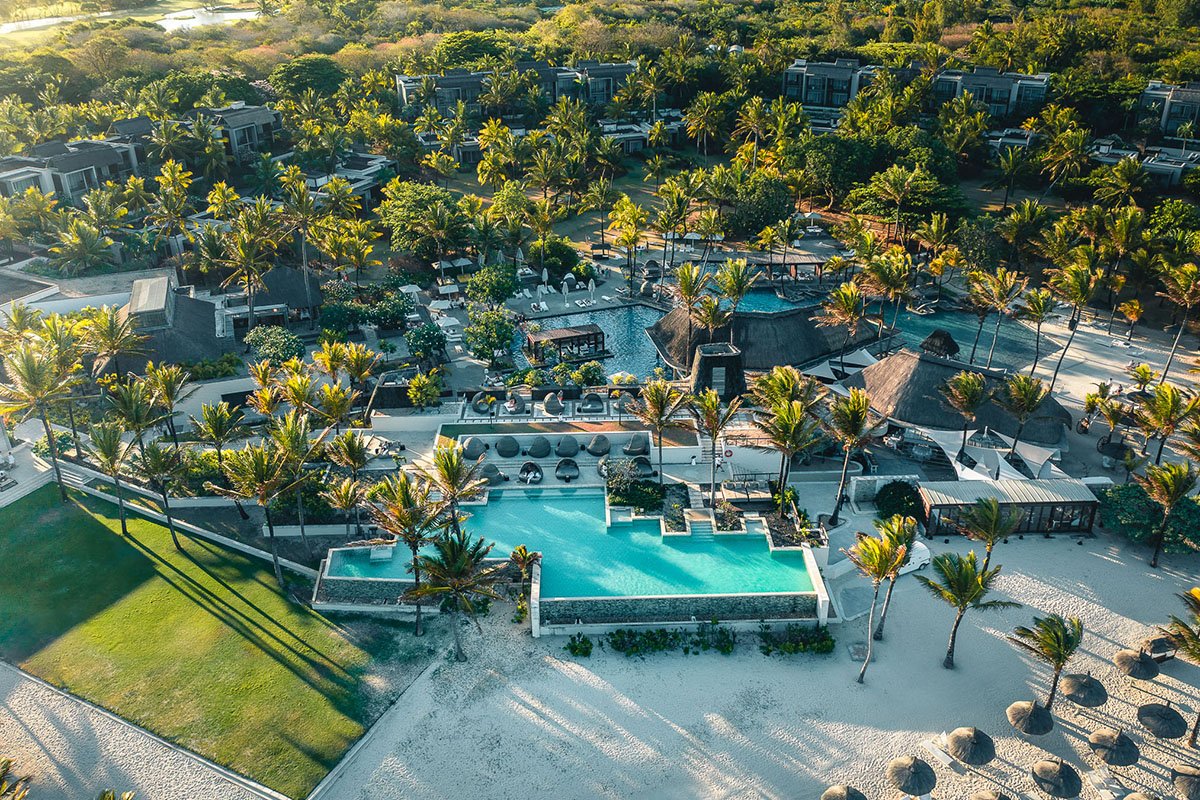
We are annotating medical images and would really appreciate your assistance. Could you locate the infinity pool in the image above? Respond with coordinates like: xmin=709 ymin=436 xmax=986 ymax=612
xmin=719 ymin=289 xmax=802 ymax=314
xmin=325 ymin=488 xmax=814 ymax=599
xmin=512 ymin=304 xmax=665 ymax=379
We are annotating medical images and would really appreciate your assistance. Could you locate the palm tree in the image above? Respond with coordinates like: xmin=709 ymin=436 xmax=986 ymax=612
xmin=1046 ymin=258 xmax=1102 ymax=392
xmin=825 ymin=388 xmax=876 ymax=526
xmin=86 ymin=421 xmax=133 ymax=536
xmin=0 ymin=343 xmax=73 ymax=500
xmin=281 ymin=180 xmax=324 ymax=321
xmin=134 ymin=442 xmax=185 ymax=551
xmin=1135 ymin=461 xmax=1198 ymax=569
xmin=817 ymin=282 xmax=865 ymax=376
xmin=369 ymin=471 xmax=445 ymax=636
xmin=628 ymin=379 xmax=687 ymax=485
xmin=999 ymin=374 xmax=1049 ymax=459
xmin=753 ymin=399 xmax=821 ymax=500
xmin=106 ymin=378 xmax=162 ymax=454
xmin=209 ymin=442 xmax=299 ymax=587
xmin=919 ymin=552 xmax=1018 ymax=668
xmin=872 ymin=514 xmax=917 ymax=641
xmin=321 ymin=476 xmax=362 ymax=540
xmin=684 ymin=91 xmax=724 ymax=157
xmin=844 ymin=533 xmax=907 ymax=683
xmin=84 ymin=305 xmax=148 ymax=378
xmin=1156 ymin=262 xmax=1200 ymax=385
xmin=714 ymin=259 xmax=758 ymax=342
xmin=315 ymin=382 xmax=359 ymax=433
xmin=990 ymin=146 xmax=1027 ymax=210
xmin=420 ymin=444 xmax=487 ymax=538
xmin=690 ymin=294 xmax=731 ymax=348
xmin=1161 ymin=588 xmax=1200 ymax=745
xmin=1016 ymin=288 xmax=1055 ymax=376
xmin=190 ymin=402 xmax=246 ymax=473
xmin=941 ymin=371 xmax=989 ymax=462
xmin=268 ymin=409 xmax=323 ymax=557
xmin=509 ymin=544 xmax=542 ymax=598
xmin=48 ymin=218 xmax=114 ymax=276
xmin=221 ymin=227 xmax=273 ymax=336
xmin=981 ymin=268 xmax=1027 ymax=368
xmin=862 ymin=248 xmax=912 ymax=342
xmin=327 ymin=429 xmax=371 ymax=532
xmin=1135 ymin=383 xmax=1200 ymax=464
xmin=689 ymin=388 xmax=743 ymax=506
xmin=144 ymin=362 xmax=194 ymax=449
xmin=872 ymin=164 xmax=922 ymax=242
xmin=674 ymin=261 xmax=709 ymax=344
xmin=958 ymin=497 xmax=1021 ymax=571
xmin=407 ymin=529 xmax=508 ymax=662
xmin=1008 ymin=614 xmax=1084 ymax=711
xmin=1118 ymin=299 xmax=1144 ymax=341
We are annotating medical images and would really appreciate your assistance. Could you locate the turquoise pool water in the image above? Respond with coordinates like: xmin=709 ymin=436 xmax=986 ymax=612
xmin=513 ymin=304 xmax=665 ymax=379
xmin=720 ymin=289 xmax=801 ymax=314
xmin=325 ymin=488 xmax=814 ymax=599
xmin=885 ymin=308 xmax=1058 ymax=370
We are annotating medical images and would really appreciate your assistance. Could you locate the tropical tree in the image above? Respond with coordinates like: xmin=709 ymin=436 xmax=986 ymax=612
xmin=48 ymin=218 xmax=113 ymax=276
xmin=674 ymin=261 xmax=709 ymax=344
xmin=690 ymin=294 xmax=731 ymax=346
xmin=689 ymin=388 xmax=743 ymax=506
xmin=817 ymin=281 xmax=865 ymax=375
xmin=1161 ymin=588 xmax=1200 ymax=745
xmin=1157 ymin=262 xmax=1200 ymax=385
xmin=753 ymin=399 xmax=821 ymax=498
xmin=106 ymin=378 xmax=161 ymax=453
xmin=713 ymin=258 xmax=758 ymax=342
xmin=190 ymin=401 xmax=246 ymax=473
xmin=327 ymin=429 xmax=371 ymax=531
xmin=941 ymin=371 xmax=989 ymax=462
xmin=980 ymin=268 xmax=1027 ymax=368
xmin=209 ymin=442 xmax=300 ymax=587
xmin=419 ymin=444 xmax=487 ymax=537
xmin=958 ymin=497 xmax=1021 ymax=570
xmin=0 ymin=343 xmax=72 ymax=500
xmin=872 ymin=514 xmax=918 ymax=641
xmin=86 ymin=421 xmax=133 ymax=535
xmin=1046 ymin=258 xmax=1102 ymax=392
xmin=918 ymin=552 xmax=1018 ymax=668
xmin=844 ymin=533 xmax=907 ymax=683
xmin=321 ymin=476 xmax=362 ymax=540
xmin=1008 ymin=614 xmax=1084 ymax=711
xmin=368 ymin=471 xmax=445 ymax=636
xmin=84 ymin=305 xmax=148 ymax=378
xmin=824 ymin=388 xmax=876 ymax=526
xmin=1135 ymin=461 xmax=1198 ymax=569
xmin=1016 ymin=288 xmax=1055 ymax=375
xmin=1118 ymin=299 xmax=1144 ymax=341
xmin=134 ymin=442 xmax=185 ymax=551
xmin=628 ymin=379 xmax=686 ymax=485
xmin=999 ymin=374 xmax=1049 ymax=459
xmin=144 ymin=361 xmax=194 ymax=449
xmin=1135 ymin=383 xmax=1200 ymax=464
xmin=407 ymin=529 xmax=508 ymax=662
xmin=509 ymin=543 xmax=542 ymax=598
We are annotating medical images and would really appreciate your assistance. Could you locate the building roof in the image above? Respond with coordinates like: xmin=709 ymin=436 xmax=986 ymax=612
xmin=42 ymin=141 xmax=125 ymax=173
xmin=128 ymin=276 xmax=171 ymax=316
xmin=190 ymin=103 xmax=278 ymax=129
xmin=920 ymin=478 xmax=1099 ymax=508
xmin=110 ymin=116 xmax=155 ymax=137
xmin=527 ymin=324 xmax=604 ymax=343
xmin=843 ymin=348 xmax=1071 ymax=444
xmin=123 ymin=293 xmax=235 ymax=372
xmin=256 ymin=268 xmax=322 ymax=310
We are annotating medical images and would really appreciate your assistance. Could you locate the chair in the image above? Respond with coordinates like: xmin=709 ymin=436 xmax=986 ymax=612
xmin=518 ymin=461 xmax=543 ymax=484
xmin=1084 ymin=767 xmax=1124 ymax=800
xmin=555 ymin=458 xmax=580 ymax=481
xmin=526 ymin=435 xmax=551 ymax=459
xmin=556 ymin=435 xmax=579 ymax=457
xmin=578 ymin=392 xmax=605 ymax=414
xmin=623 ymin=432 xmax=650 ymax=456
xmin=543 ymin=393 xmax=564 ymax=415
xmin=586 ymin=434 xmax=610 ymax=456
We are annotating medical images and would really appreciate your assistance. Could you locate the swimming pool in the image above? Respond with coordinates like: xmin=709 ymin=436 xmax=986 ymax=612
xmin=886 ymin=308 xmax=1058 ymax=371
xmin=720 ymin=289 xmax=801 ymax=314
xmin=325 ymin=488 xmax=814 ymax=599
xmin=512 ymin=304 xmax=666 ymax=379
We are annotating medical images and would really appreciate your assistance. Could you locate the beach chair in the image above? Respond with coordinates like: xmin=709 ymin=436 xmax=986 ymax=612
xmin=539 ymin=302 xmax=550 ymax=312
xmin=921 ymin=734 xmax=956 ymax=769
xmin=1084 ymin=767 xmax=1124 ymax=800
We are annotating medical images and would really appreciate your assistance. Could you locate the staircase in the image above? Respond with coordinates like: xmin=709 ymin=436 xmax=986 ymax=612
xmin=686 ymin=484 xmax=707 ymax=509
xmin=688 ymin=519 xmax=716 ymax=540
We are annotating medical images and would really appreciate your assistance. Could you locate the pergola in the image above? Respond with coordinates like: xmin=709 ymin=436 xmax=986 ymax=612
xmin=920 ymin=479 xmax=1099 ymax=536
xmin=525 ymin=324 xmax=607 ymax=365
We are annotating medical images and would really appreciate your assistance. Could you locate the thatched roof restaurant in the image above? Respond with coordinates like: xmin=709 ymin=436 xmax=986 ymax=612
xmin=843 ymin=348 xmax=1071 ymax=445
xmin=647 ymin=305 xmax=873 ymax=372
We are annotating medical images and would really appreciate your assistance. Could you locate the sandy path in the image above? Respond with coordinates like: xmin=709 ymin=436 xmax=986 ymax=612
xmin=0 ymin=662 xmax=275 ymax=800
xmin=321 ymin=532 xmax=1200 ymax=800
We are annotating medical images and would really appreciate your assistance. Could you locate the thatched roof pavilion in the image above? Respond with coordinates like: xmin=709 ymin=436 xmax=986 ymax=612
xmin=843 ymin=348 xmax=1070 ymax=444
xmin=647 ymin=305 xmax=873 ymax=372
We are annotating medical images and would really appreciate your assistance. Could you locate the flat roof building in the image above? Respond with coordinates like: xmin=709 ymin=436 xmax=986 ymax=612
xmin=920 ymin=478 xmax=1099 ymax=536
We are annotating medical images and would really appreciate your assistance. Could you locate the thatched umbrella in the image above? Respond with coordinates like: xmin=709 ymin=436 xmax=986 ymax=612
xmin=1139 ymin=635 xmax=1177 ymax=662
xmin=1007 ymin=700 xmax=1054 ymax=735
xmin=1138 ymin=703 xmax=1187 ymax=739
xmin=946 ymin=727 xmax=996 ymax=766
xmin=1114 ymin=649 xmax=1159 ymax=680
xmin=1031 ymin=759 xmax=1082 ymax=798
xmin=887 ymin=756 xmax=937 ymax=796
xmin=1087 ymin=728 xmax=1139 ymax=767
xmin=971 ymin=792 xmax=1012 ymax=800
xmin=821 ymin=785 xmax=867 ymax=800
xmin=1174 ymin=765 xmax=1200 ymax=800
xmin=1061 ymin=673 xmax=1108 ymax=708
xmin=1124 ymin=793 xmax=1161 ymax=800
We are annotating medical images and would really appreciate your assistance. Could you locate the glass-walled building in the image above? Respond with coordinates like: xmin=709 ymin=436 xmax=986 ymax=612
xmin=920 ymin=479 xmax=1099 ymax=536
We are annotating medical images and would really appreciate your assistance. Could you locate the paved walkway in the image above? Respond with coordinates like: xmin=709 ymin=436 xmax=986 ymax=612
xmin=0 ymin=663 xmax=274 ymax=800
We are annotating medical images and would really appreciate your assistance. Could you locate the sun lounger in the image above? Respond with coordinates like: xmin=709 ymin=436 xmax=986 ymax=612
xmin=921 ymin=736 xmax=956 ymax=769
xmin=518 ymin=461 xmax=543 ymax=484
xmin=539 ymin=302 xmax=549 ymax=312
xmin=1084 ymin=767 xmax=1124 ymax=800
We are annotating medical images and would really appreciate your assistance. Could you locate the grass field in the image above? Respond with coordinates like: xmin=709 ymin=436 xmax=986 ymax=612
xmin=0 ymin=485 xmax=429 ymax=799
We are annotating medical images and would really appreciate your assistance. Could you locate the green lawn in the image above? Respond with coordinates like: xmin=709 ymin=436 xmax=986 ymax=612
xmin=0 ymin=485 xmax=419 ymax=799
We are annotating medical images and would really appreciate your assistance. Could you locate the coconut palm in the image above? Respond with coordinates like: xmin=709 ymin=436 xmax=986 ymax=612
xmin=509 ymin=544 xmax=542 ymax=598
xmin=1161 ymin=588 xmax=1200 ymax=745
xmin=1008 ymin=614 xmax=1084 ymax=710
xmin=1135 ymin=461 xmax=1198 ymax=569
xmin=407 ymin=529 xmax=508 ymax=662
xmin=824 ymin=388 xmax=876 ymax=526
xmin=844 ymin=533 xmax=907 ymax=683
xmin=980 ymin=268 xmax=1027 ymax=368
xmin=190 ymin=402 xmax=246 ymax=473
xmin=713 ymin=258 xmax=758 ymax=342
xmin=1156 ymin=261 xmax=1200 ymax=385
xmin=327 ymin=429 xmax=370 ymax=533
xmin=144 ymin=362 xmax=194 ymax=449
xmin=0 ymin=343 xmax=74 ymax=500
xmin=280 ymin=180 xmax=323 ymax=320
xmin=134 ymin=442 xmax=185 ymax=552
xmin=221 ymin=224 xmax=276 ymax=335
xmin=369 ymin=471 xmax=445 ymax=636
xmin=689 ymin=388 xmax=742 ymax=506
xmin=957 ymin=497 xmax=1022 ymax=570
xmin=817 ymin=281 xmax=865 ymax=375
xmin=1046 ymin=258 xmax=1102 ymax=392
xmin=86 ymin=421 xmax=133 ymax=536
xmin=420 ymin=444 xmax=487 ymax=538
xmin=628 ymin=379 xmax=687 ymax=485
xmin=84 ymin=304 xmax=147 ymax=377
xmin=209 ymin=442 xmax=301 ymax=587
xmin=106 ymin=378 xmax=162 ymax=454
xmin=918 ymin=552 xmax=1018 ymax=668
xmin=753 ymin=399 xmax=821 ymax=500
xmin=999 ymin=375 xmax=1049 ymax=459
xmin=941 ymin=371 xmax=989 ymax=462
xmin=1134 ymin=383 xmax=1200 ymax=464
xmin=1118 ymin=299 xmax=1144 ymax=341
xmin=48 ymin=218 xmax=113 ymax=276
xmin=1016 ymin=288 xmax=1056 ymax=376
xmin=674 ymin=261 xmax=709 ymax=343
xmin=690 ymin=294 xmax=731 ymax=347
xmin=268 ymin=409 xmax=325 ymax=557
xmin=321 ymin=477 xmax=363 ymax=540
xmin=872 ymin=514 xmax=918 ymax=641
xmin=315 ymin=382 xmax=359 ymax=433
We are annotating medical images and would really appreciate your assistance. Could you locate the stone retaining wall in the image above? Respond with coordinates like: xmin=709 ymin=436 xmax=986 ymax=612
xmin=313 ymin=556 xmax=521 ymax=608
xmin=539 ymin=592 xmax=818 ymax=625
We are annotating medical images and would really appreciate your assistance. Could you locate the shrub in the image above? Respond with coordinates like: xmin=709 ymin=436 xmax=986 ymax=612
xmin=570 ymin=360 xmax=607 ymax=388
xmin=182 ymin=352 xmax=242 ymax=380
xmin=367 ymin=292 xmax=416 ymax=330
xmin=244 ymin=325 xmax=305 ymax=365
xmin=565 ymin=633 xmax=593 ymax=657
xmin=405 ymin=323 xmax=447 ymax=362
xmin=34 ymin=430 xmax=73 ymax=459
xmin=1100 ymin=482 xmax=1200 ymax=553
xmin=874 ymin=479 xmax=921 ymax=519
xmin=512 ymin=596 xmax=528 ymax=623
xmin=605 ymin=623 xmax=737 ymax=657
xmin=715 ymin=500 xmax=741 ymax=530
xmin=758 ymin=624 xmax=836 ymax=656
xmin=526 ymin=235 xmax=579 ymax=282
xmin=729 ymin=171 xmax=792 ymax=235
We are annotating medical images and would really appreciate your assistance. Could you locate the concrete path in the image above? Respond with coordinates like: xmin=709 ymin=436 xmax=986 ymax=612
xmin=0 ymin=663 xmax=276 ymax=800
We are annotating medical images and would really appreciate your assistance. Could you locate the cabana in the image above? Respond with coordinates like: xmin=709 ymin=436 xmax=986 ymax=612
xmin=518 ymin=461 xmax=543 ymax=484
xmin=555 ymin=458 xmax=580 ymax=481
xmin=623 ymin=432 xmax=650 ymax=456
xmin=495 ymin=436 xmax=520 ymax=458
xmin=480 ymin=463 xmax=505 ymax=485
xmin=504 ymin=392 xmax=527 ymax=415
xmin=578 ymin=392 xmax=606 ymax=414
xmin=556 ymin=435 xmax=580 ymax=457
xmin=920 ymin=479 xmax=1099 ymax=536
xmin=526 ymin=435 xmax=551 ymax=458
xmin=543 ymin=393 xmax=564 ymax=416
xmin=586 ymin=434 xmax=610 ymax=456
xmin=462 ymin=436 xmax=488 ymax=460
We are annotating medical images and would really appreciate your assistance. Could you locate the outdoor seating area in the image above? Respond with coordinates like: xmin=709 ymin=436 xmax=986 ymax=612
xmin=447 ymin=429 xmax=666 ymax=486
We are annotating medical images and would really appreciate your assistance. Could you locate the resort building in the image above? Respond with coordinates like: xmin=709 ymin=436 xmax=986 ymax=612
xmin=1141 ymin=80 xmax=1200 ymax=133
xmin=929 ymin=67 xmax=1051 ymax=117
xmin=781 ymin=59 xmax=880 ymax=111
xmin=1091 ymin=137 xmax=1200 ymax=187
xmin=114 ymin=275 xmax=237 ymax=373
xmin=920 ymin=478 xmax=1099 ymax=536
xmin=183 ymin=102 xmax=284 ymax=164
xmin=0 ymin=139 xmax=139 ymax=203
xmin=395 ymin=60 xmax=636 ymax=115
xmin=985 ymin=127 xmax=1038 ymax=152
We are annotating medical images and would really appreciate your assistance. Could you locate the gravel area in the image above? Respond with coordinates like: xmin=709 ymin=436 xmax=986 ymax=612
xmin=320 ymin=530 xmax=1200 ymax=800
xmin=0 ymin=663 xmax=274 ymax=800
